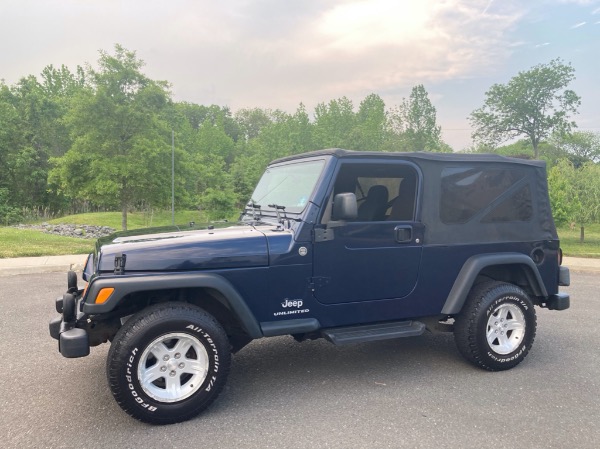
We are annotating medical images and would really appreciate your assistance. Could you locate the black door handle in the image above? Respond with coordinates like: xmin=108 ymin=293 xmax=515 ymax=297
xmin=394 ymin=225 xmax=412 ymax=243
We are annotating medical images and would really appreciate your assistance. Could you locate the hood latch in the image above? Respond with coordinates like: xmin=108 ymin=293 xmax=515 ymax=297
xmin=114 ymin=253 xmax=126 ymax=275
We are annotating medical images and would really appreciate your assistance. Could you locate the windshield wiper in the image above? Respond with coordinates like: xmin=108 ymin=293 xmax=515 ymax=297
xmin=267 ymin=204 xmax=287 ymax=223
xmin=242 ymin=200 xmax=262 ymax=222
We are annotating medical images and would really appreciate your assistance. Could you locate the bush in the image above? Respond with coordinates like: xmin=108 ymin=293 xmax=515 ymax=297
xmin=0 ymin=188 xmax=23 ymax=225
xmin=199 ymin=188 xmax=238 ymax=221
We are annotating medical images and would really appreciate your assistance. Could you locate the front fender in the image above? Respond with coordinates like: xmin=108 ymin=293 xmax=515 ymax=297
xmin=83 ymin=273 xmax=262 ymax=339
xmin=441 ymin=253 xmax=548 ymax=315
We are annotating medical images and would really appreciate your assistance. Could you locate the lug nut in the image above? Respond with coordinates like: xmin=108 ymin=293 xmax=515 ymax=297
xmin=160 ymin=366 xmax=167 ymax=372
xmin=175 ymin=353 xmax=181 ymax=359
xmin=170 ymin=371 xmax=176 ymax=377
xmin=163 ymin=355 xmax=169 ymax=361
xmin=178 ymin=362 xmax=185 ymax=369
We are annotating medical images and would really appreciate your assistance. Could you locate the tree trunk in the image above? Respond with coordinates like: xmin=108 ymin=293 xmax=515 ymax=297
xmin=580 ymin=225 xmax=585 ymax=243
xmin=532 ymin=140 xmax=539 ymax=159
xmin=121 ymin=179 xmax=128 ymax=231
xmin=121 ymin=204 xmax=127 ymax=231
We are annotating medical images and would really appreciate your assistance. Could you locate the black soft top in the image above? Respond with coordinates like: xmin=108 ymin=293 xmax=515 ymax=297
xmin=273 ymin=148 xmax=557 ymax=244
xmin=271 ymin=148 xmax=547 ymax=168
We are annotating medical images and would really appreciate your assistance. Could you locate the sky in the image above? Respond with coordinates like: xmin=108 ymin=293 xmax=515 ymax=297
xmin=1 ymin=0 xmax=599 ymax=150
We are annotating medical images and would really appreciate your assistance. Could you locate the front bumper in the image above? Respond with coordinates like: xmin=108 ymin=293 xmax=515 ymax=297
xmin=49 ymin=271 xmax=90 ymax=358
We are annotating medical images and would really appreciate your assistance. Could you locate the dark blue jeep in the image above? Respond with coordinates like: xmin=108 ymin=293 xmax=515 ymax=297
xmin=49 ymin=149 xmax=570 ymax=424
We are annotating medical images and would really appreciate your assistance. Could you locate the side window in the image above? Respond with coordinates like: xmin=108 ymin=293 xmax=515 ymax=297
xmin=440 ymin=167 xmax=531 ymax=224
xmin=482 ymin=185 xmax=532 ymax=223
xmin=328 ymin=163 xmax=418 ymax=222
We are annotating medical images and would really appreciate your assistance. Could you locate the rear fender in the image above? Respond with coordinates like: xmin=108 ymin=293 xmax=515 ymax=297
xmin=441 ymin=253 xmax=548 ymax=315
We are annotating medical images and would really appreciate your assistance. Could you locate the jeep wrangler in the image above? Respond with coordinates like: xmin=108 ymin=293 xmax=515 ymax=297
xmin=49 ymin=149 xmax=570 ymax=424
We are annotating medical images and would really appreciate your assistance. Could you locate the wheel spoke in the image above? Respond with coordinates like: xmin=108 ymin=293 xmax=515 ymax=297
xmin=496 ymin=307 xmax=508 ymax=322
xmin=166 ymin=374 xmax=183 ymax=398
xmin=149 ymin=342 xmax=169 ymax=360
xmin=506 ymin=319 xmax=524 ymax=332
xmin=184 ymin=360 xmax=207 ymax=377
xmin=495 ymin=332 xmax=507 ymax=350
xmin=141 ymin=363 xmax=164 ymax=384
xmin=172 ymin=338 xmax=193 ymax=357
xmin=486 ymin=327 xmax=497 ymax=344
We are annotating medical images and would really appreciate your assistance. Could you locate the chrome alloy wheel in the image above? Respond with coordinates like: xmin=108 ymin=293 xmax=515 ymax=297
xmin=138 ymin=332 xmax=209 ymax=403
xmin=486 ymin=303 xmax=526 ymax=355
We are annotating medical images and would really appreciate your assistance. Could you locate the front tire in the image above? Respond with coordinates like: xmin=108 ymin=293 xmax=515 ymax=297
xmin=107 ymin=302 xmax=231 ymax=424
xmin=454 ymin=281 xmax=536 ymax=371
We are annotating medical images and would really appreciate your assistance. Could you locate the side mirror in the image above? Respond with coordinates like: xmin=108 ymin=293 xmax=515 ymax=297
xmin=332 ymin=193 xmax=358 ymax=221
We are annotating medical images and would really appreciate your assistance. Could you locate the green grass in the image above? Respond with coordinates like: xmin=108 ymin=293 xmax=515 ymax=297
xmin=0 ymin=210 xmax=235 ymax=258
xmin=46 ymin=210 xmax=208 ymax=230
xmin=0 ymin=227 xmax=94 ymax=258
xmin=557 ymin=223 xmax=600 ymax=258
xmin=2 ymin=210 xmax=599 ymax=259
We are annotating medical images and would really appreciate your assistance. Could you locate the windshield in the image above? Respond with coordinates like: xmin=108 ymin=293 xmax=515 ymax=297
xmin=248 ymin=159 xmax=325 ymax=215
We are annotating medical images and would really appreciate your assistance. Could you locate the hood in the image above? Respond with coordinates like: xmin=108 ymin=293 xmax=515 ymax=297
xmin=97 ymin=224 xmax=270 ymax=273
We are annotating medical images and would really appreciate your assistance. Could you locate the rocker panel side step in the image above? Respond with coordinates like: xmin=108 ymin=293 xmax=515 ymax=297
xmin=322 ymin=320 xmax=426 ymax=345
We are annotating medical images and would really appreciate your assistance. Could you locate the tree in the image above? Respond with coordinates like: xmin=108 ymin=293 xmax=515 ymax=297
xmin=547 ymin=159 xmax=579 ymax=227
xmin=234 ymin=108 xmax=274 ymax=142
xmin=230 ymin=104 xmax=315 ymax=205
xmin=548 ymin=159 xmax=600 ymax=242
xmin=313 ymin=97 xmax=356 ymax=149
xmin=0 ymin=66 xmax=85 ymax=217
xmin=549 ymin=131 xmax=600 ymax=164
xmin=350 ymin=94 xmax=387 ymax=151
xmin=396 ymin=85 xmax=443 ymax=151
xmin=52 ymin=45 xmax=173 ymax=230
xmin=470 ymin=59 xmax=580 ymax=159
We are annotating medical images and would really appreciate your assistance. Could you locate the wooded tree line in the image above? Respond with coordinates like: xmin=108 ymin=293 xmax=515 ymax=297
xmin=1 ymin=46 xmax=599 ymax=232
xmin=0 ymin=45 xmax=448 ymax=229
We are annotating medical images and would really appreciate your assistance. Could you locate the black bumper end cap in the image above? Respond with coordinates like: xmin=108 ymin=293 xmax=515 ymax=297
xmin=55 ymin=296 xmax=64 ymax=314
xmin=59 ymin=328 xmax=90 ymax=358
xmin=547 ymin=293 xmax=570 ymax=311
xmin=559 ymin=266 xmax=570 ymax=287
xmin=49 ymin=317 xmax=61 ymax=340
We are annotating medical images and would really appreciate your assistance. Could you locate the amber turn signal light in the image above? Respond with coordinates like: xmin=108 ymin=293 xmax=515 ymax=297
xmin=95 ymin=287 xmax=115 ymax=304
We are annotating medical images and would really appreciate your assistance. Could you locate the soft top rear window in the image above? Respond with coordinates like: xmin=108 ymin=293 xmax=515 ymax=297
xmin=440 ymin=167 xmax=531 ymax=224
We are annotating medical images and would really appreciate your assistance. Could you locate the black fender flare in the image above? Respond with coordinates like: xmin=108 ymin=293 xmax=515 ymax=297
xmin=82 ymin=273 xmax=263 ymax=339
xmin=441 ymin=253 xmax=548 ymax=315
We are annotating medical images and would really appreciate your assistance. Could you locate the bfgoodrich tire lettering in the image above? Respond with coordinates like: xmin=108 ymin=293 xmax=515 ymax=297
xmin=454 ymin=281 xmax=536 ymax=371
xmin=106 ymin=302 xmax=231 ymax=424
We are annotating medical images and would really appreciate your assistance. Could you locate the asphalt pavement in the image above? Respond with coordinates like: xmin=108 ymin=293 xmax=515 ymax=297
xmin=0 ymin=272 xmax=597 ymax=449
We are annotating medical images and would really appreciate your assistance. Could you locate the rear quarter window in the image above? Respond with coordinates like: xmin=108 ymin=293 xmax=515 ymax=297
xmin=440 ymin=167 xmax=532 ymax=224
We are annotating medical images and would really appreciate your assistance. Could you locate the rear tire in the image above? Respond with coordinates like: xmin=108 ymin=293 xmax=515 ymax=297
xmin=454 ymin=281 xmax=536 ymax=371
xmin=107 ymin=302 xmax=231 ymax=424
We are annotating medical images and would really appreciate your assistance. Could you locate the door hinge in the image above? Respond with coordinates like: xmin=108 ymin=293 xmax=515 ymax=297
xmin=313 ymin=227 xmax=334 ymax=243
xmin=308 ymin=276 xmax=330 ymax=291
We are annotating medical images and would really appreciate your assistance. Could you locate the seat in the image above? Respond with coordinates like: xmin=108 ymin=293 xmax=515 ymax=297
xmin=357 ymin=185 xmax=389 ymax=221
xmin=388 ymin=177 xmax=416 ymax=221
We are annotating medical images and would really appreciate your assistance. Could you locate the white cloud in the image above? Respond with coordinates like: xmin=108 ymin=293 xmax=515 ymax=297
xmin=173 ymin=0 xmax=524 ymax=108
xmin=571 ymin=21 xmax=587 ymax=28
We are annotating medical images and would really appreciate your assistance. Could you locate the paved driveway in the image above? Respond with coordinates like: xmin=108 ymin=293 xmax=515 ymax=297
xmin=1 ymin=272 xmax=597 ymax=449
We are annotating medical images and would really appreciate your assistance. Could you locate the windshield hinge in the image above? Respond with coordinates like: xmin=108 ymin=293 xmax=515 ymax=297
xmin=114 ymin=253 xmax=126 ymax=275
